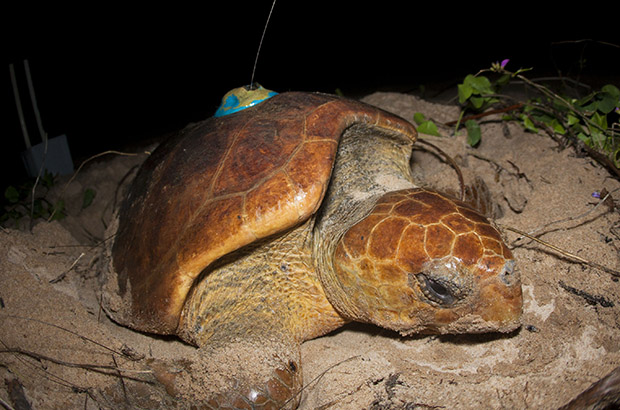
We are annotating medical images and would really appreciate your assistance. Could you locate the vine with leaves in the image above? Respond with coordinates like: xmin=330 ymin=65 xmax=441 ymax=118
xmin=415 ymin=59 xmax=620 ymax=179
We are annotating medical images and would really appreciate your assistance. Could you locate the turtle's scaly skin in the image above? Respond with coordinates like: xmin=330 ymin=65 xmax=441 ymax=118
xmin=103 ymin=91 xmax=522 ymax=409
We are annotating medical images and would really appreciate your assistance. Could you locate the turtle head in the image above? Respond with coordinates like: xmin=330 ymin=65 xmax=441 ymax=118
xmin=214 ymin=84 xmax=278 ymax=117
xmin=330 ymin=188 xmax=522 ymax=335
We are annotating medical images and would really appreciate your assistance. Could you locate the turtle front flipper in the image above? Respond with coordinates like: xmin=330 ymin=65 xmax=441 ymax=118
xmin=176 ymin=267 xmax=304 ymax=408
xmin=175 ymin=286 xmax=305 ymax=408
xmin=148 ymin=334 xmax=302 ymax=409
xmin=172 ymin=222 xmax=344 ymax=408
xmin=199 ymin=338 xmax=301 ymax=409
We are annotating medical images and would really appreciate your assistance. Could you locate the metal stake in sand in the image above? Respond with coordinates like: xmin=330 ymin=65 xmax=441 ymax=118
xmin=11 ymin=60 xmax=74 ymax=179
xmin=24 ymin=60 xmax=48 ymax=146
xmin=9 ymin=63 xmax=32 ymax=150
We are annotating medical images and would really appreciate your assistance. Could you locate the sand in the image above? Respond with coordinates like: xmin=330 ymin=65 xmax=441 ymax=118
xmin=1 ymin=92 xmax=619 ymax=409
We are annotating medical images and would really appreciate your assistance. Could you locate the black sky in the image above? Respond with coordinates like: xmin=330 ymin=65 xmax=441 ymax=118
xmin=4 ymin=2 xmax=619 ymax=190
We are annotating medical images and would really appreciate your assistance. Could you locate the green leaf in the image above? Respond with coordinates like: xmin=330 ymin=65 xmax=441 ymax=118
xmin=576 ymin=92 xmax=596 ymax=109
xmin=496 ymin=74 xmax=511 ymax=87
xmin=532 ymin=111 xmax=554 ymax=125
xmin=577 ymin=132 xmax=590 ymax=145
xmin=32 ymin=199 xmax=44 ymax=218
xmin=50 ymin=200 xmax=66 ymax=221
xmin=590 ymin=130 xmax=606 ymax=148
xmin=82 ymin=188 xmax=96 ymax=209
xmin=5 ymin=186 xmax=19 ymax=203
xmin=597 ymin=92 xmax=617 ymax=114
xmin=582 ymin=100 xmax=598 ymax=113
xmin=552 ymin=97 xmax=570 ymax=112
xmin=458 ymin=83 xmax=473 ymax=103
xmin=521 ymin=115 xmax=538 ymax=133
xmin=571 ymin=122 xmax=585 ymax=135
xmin=461 ymin=74 xmax=475 ymax=85
xmin=602 ymin=84 xmax=620 ymax=99
xmin=41 ymin=171 xmax=55 ymax=189
xmin=470 ymin=96 xmax=486 ymax=109
xmin=549 ymin=118 xmax=566 ymax=134
xmin=465 ymin=120 xmax=481 ymax=147
xmin=567 ymin=113 xmax=580 ymax=126
xmin=591 ymin=111 xmax=608 ymax=129
xmin=466 ymin=75 xmax=494 ymax=95
xmin=413 ymin=112 xmax=426 ymax=125
xmin=514 ymin=67 xmax=533 ymax=76
xmin=418 ymin=120 xmax=441 ymax=137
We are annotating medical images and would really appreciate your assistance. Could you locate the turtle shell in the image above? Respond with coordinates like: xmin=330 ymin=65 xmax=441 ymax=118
xmin=105 ymin=91 xmax=418 ymax=334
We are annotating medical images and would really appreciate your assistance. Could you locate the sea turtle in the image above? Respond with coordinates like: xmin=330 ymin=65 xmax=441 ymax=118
xmin=102 ymin=87 xmax=522 ymax=409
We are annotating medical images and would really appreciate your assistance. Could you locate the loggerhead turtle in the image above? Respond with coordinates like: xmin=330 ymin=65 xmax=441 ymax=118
xmin=102 ymin=86 xmax=522 ymax=409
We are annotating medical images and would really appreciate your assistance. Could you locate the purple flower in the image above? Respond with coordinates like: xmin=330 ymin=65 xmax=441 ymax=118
xmin=500 ymin=59 xmax=510 ymax=68
xmin=592 ymin=191 xmax=601 ymax=199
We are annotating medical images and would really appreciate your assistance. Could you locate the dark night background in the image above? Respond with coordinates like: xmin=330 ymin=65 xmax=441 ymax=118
xmin=4 ymin=2 xmax=619 ymax=194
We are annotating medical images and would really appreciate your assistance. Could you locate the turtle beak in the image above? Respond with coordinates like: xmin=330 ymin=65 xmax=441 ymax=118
xmin=476 ymin=263 xmax=523 ymax=332
xmin=436 ymin=260 xmax=522 ymax=334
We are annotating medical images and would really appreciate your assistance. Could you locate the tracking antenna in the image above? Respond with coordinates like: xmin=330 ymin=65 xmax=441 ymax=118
xmin=249 ymin=0 xmax=277 ymax=90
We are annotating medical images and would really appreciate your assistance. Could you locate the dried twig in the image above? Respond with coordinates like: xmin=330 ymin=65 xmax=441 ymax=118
xmin=49 ymin=252 xmax=85 ymax=284
xmin=504 ymin=226 xmax=620 ymax=278
xmin=47 ymin=150 xmax=149 ymax=222
xmin=524 ymin=188 xmax=618 ymax=238
xmin=0 ymin=314 xmax=131 ymax=358
xmin=416 ymin=139 xmax=465 ymax=200
xmin=0 ymin=396 xmax=16 ymax=410
xmin=112 ymin=354 xmax=131 ymax=406
xmin=0 ymin=347 xmax=151 ymax=379
xmin=1 ymin=337 xmax=89 ymax=393
xmin=284 ymin=356 xmax=361 ymax=409
xmin=502 ymin=187 xmax=619 ymax=277
xmin=445 ymin=103 xmax=523 ymax=127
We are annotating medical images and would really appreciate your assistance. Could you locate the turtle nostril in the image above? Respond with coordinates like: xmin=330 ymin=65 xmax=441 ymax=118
xmin=499 ymin=260 xmax=517 ymax=286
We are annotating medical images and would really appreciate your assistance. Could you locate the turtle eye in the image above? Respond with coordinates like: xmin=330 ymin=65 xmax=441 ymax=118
xmin=415 ymin=273 xmax=456 ymax=306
